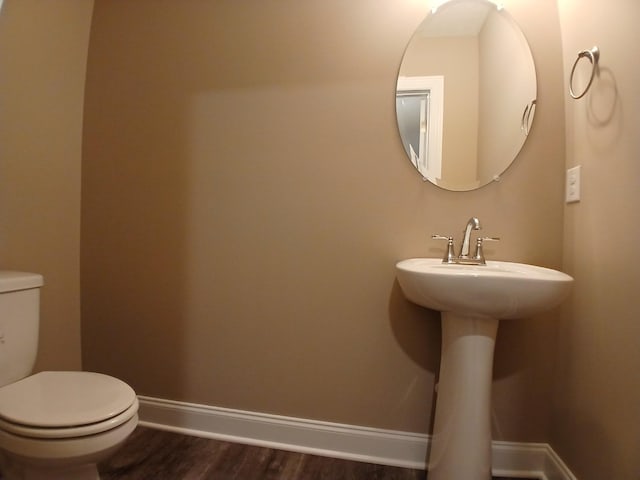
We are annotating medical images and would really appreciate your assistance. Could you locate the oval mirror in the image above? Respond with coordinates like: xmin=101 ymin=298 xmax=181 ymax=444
xmin=396 ymin=0 xmax=537 ymax=191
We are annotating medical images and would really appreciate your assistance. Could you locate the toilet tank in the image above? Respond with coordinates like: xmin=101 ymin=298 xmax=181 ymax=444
xmin=0 ymin=272 xmax=43 ymax=388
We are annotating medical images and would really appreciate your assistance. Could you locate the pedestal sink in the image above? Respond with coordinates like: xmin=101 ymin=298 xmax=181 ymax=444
xmin=395 ymin=258 xmax=573 ymax=480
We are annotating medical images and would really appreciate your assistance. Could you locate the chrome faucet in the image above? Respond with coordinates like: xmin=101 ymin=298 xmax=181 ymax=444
xmin=458 ymin=217 xmax=481 ymax=259
xmin=432 ymin=217 xmax=499 ymax=265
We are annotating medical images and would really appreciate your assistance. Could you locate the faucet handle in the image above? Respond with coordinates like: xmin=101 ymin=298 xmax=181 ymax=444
xmin=472 ymin=237 xmax=500 ymax=264
xmin=432 ymin=235 xmax=456 ymax=264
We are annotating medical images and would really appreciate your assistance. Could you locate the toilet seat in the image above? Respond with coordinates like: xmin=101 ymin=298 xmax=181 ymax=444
xmin=0 ymin=371 xmax=138 ymax=439
xmin=0 ymin=398 xmax=139 ymax=439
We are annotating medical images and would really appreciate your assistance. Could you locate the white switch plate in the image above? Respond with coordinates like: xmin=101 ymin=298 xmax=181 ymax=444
xmin=566 ymin=165 xmax=581 ymax=203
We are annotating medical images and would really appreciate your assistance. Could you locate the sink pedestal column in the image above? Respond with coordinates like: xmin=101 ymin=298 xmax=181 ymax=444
xmin=428 ymin=313 xmax=499 ymax=480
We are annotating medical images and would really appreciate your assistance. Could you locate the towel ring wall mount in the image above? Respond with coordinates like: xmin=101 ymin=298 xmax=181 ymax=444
xmin=569 ymin=46 xmax=600 ymax=99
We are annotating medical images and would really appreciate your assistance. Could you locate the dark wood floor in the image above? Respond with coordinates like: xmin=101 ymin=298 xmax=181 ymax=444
xmin=99 ymin=426 xmax=530 ymax=479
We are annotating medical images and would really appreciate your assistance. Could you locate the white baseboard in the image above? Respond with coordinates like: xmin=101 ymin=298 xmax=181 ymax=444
xmin=137 ymin=396 xmax=575 ymax=480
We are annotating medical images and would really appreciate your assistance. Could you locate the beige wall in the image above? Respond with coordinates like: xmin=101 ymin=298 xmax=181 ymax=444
xmin=554 ymin=0 xmax=640 ymax=478
xmin=81 ymin=0 xmax=566 ymax=439
xmin=0 ymin=0 xmax=93 ymax=371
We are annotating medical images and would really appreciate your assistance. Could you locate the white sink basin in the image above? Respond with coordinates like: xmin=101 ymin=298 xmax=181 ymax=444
xmin=396 ymin=258 xmax=573 ymax=319
xmin=395 ymin=257 xmax=574 ymax=479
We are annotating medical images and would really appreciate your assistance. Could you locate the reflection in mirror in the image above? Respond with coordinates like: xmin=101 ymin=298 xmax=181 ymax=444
xmin=396 ymin=0 xmax=536 ymax=191
xmin=397 ymin=76 xmax=444 ymax=179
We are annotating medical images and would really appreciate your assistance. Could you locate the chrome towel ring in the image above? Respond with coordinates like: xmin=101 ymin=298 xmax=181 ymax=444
xmin=569 ymin=46 xmax=600 ymax=99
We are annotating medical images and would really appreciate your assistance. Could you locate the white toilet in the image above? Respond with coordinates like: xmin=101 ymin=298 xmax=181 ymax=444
xmin=0 ymin=271 xmax=139 ymax=480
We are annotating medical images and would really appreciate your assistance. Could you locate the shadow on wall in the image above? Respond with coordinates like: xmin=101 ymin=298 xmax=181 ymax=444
xmin=81 ymin=3 xmax=195 ymax=399
xmin=551 ymin=408 xmax=615 ymax=479
xmin=586 ymin=67 xmax=619 ymax=130
xmin=388 ymin=280 xmax=441 ymax=374
xmin=388 ymin=279 xmax=440 ymax=435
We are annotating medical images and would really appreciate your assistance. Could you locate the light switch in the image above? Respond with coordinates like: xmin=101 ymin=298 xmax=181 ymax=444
xmin=566 ymin=165 xmax=581 ymax=203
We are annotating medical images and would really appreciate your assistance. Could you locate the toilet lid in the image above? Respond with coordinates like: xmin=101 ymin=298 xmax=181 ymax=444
xmin=0 ymin=371 xmax=136 ymax=428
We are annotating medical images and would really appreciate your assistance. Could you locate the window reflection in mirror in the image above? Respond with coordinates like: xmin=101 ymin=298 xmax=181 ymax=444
xmin=397 ymin=76 xmax=444 ymax=180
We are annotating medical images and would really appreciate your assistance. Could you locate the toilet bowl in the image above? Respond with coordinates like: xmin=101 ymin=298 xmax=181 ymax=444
xmin=0 ymin=371 xmax=138 ymax=480
xmin=0 ymin=272 xmax=139 ymax=479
